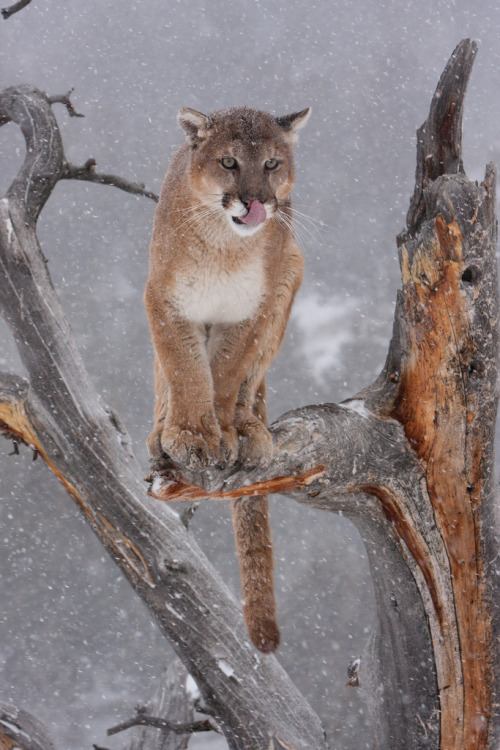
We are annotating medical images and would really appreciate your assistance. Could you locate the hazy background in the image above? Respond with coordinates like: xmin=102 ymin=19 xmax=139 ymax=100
xmin=1 ymin=1 xmax=499 ymax=748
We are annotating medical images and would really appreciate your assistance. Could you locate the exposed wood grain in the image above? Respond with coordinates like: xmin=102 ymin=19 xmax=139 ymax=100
xmin=358 ymin=38 xmax=499 ymax=748
xmin=392 ymin=183 xmax=498 ymax=748
xmin=359 ymin=484 xmax=445 ymax=628
xmin=148 ymin=465 xmax=326 ymax=503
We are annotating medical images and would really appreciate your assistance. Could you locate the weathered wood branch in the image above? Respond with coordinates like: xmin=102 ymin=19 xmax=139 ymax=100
xmin=0 ymin=701 xmax=56 ymax=750
xmin=48 ymin=89 xmax=85 ymax=117
xmin=401 ymin=38 xmax=477 ymax=243
xmin=62 ymin=159 xmax=159 ymax=201
xmin=108 ymin=712 xmax=211 ymax=738
xmin=367 ymin=41 xmax=499 ymax=747
xmin=1 ymin=0 xmax=31 ymax=20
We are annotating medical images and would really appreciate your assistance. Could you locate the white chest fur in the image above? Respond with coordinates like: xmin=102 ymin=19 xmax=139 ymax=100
xmin=172 ymin=256 xmax=265 ymax=324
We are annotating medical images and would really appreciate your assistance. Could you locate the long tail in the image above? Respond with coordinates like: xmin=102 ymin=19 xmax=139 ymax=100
xmin=231 ymin=494 xmax=280 ymax=653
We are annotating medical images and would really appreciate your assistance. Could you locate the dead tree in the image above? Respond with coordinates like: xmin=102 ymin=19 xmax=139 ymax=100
xmin=0 ymin=38 xmax=498 ymax=750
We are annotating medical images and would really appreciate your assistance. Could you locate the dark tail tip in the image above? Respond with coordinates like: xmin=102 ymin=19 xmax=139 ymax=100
xmin=245 ymin=610 xmax=281 ymax=654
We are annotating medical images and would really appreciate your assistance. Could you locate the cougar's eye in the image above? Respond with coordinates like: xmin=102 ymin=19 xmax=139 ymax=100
xmin=221 ymin=157 xmax=237 ymax=169
xmin=265 ymin=158 xmax=279 ymax=170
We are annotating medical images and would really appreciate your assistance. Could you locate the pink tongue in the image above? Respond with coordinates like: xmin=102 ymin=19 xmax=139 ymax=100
xmin=240 ymin=200 xmax=267 ymax=227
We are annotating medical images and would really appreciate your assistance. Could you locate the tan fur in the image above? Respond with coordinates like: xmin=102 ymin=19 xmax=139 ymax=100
xmin=145 ymin=105 xmax=309 ymax=652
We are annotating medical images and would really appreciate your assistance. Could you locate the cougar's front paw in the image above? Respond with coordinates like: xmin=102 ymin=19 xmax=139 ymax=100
xmin=236 ymin=415 xmax=273 ymax=468
xmin=161 ymin=413 xmax=221 ymax=470
xmin=146 ymin=422 xmax=164 ymax=461
xmin=219 ymin=425 xmax=239 ymax=466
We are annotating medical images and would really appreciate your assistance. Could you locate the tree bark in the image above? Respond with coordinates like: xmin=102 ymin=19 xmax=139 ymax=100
xmin=0 ymin=701 xmax=56 ymax=750
xmin=0 ymin=39 xmax=498 ymax=750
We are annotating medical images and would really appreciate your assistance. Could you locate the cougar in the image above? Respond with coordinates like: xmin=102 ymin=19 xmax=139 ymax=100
xmin=145 ymin=104 xmax=309 ymax=652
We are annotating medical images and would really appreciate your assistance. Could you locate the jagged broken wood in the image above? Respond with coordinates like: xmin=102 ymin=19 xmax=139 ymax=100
xmin=147 ymin=464 xmax=326 ymax=502
xmin=0 ymin=38 xmax=499 ymax=750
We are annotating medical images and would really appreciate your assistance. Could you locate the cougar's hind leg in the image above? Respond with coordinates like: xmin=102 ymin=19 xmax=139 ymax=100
xmin=235 ymin=373 xmax=273 ymax=467
xmin=252 ymin=378 xmax=267 ymax=423
xmin=231 ymin=378 xmax=280 ymax=653
xmin=146 ymin=356 xmax=169 ymax=462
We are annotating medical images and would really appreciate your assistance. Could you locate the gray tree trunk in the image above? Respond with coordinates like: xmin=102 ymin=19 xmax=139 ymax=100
xmin=0 ymin=38 xmax=498 ymax=750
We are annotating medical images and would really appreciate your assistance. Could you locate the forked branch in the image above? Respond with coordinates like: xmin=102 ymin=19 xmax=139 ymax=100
xmin=48 ymin=88 xmax=85 ymax=117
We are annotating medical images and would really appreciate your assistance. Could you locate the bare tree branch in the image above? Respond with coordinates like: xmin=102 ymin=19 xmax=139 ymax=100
xmin=107 ymin=710 xmax=212 ymax=737
xmin=1 ymin=0 xmax=31 ymax=20
xmin=63 ymin=158 xmax=159 ymax=201
xmin=48 ymin=88 xmax=85 ymax=118
xmin=0 ymin=85 xmax=157 ymax=220
xmin=46 ymin=88 xmax=158 ymax=200
xmin=123 ymin=659 xmax=203 ymax=750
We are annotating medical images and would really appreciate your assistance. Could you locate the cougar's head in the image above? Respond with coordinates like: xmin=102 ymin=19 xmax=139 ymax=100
xmin=177 ymin=105 xmax=310 ymax=237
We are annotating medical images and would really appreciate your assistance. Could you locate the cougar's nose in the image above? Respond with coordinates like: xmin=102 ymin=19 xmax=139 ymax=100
xmin=241 ymin=193 xmax=267 ymax=208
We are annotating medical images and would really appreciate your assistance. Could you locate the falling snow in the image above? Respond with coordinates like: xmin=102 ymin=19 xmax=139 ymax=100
xmin=1 ymin=1 xmax=499 ymax=750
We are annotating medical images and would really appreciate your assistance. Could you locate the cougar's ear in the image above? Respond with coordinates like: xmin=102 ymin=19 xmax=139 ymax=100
xmin=177 ymin=108 xmax=212 ymax=144
xmin=275 ymin=107 xmax=311 ymax=142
